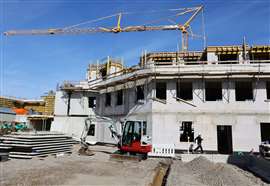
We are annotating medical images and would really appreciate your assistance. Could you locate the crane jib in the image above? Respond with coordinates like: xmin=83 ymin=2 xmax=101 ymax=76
xmin=4 ymin=25 xmax=182 ymax=36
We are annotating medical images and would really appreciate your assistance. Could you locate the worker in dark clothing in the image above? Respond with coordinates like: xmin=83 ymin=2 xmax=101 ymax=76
xmin=194 ymin=134 xmax=204 ymax=153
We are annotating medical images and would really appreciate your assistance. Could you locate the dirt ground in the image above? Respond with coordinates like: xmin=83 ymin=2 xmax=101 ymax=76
xmin=0 ymin=144 xmax=160 ymax=186
xmin=1 ymin=145 xmax=269 ymax=186
xmin=166 ymin=156 xmax=269 ymax=186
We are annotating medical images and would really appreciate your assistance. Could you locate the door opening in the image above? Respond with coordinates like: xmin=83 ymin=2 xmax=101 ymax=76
xmin=260 ymin=123 xmax=270 ymax=142
xmin=217 ymin=125 xmax=233 ymax=154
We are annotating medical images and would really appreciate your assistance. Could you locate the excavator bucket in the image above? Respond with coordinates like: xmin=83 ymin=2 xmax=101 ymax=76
xmin=109 ymin=150 xmax=147 ymax=161
xmin=78 ymin=147 xmax=95 ymax=156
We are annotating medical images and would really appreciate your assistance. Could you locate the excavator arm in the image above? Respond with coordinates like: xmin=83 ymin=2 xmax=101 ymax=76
xmin=79 ymin=115 xmax=121 ymax=155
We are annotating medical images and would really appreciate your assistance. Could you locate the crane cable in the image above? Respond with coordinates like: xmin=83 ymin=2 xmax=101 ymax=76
xmin=63 ymin=7 xmax=199 ymax=30
xmin=63 ymin=13 xmax=119 ymax=30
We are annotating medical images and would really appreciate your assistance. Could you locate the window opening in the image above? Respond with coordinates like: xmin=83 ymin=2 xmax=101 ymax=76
xmin=219 ymin=54 xmax=238 ymax=61
xmin=260 ymin=123 xmax=270 ymax=142
xmin=105 ymin=93 xmax=111 ymax=106
xmin=143 ymin=121 xmax=147 ymax=135
xmin=266 ymin=82 xmax=270 ymax=100
xmin=156 ymin=82 xmax=166 ymax=100
xmin=235 ymin=81 xmax=253 ymax=101
xmin=116 ymin=90 xmax=123 ymax=105
xmin=177 ymin=81 xmax=193 ymax=100
xmin=136 ymin=85 xmax=144 ymax=101
xmin=180 ymin=121 xmax=194 ymax=142
xmin=88 ymin=97 xmax=96 ymax=108
xmin=87 ymin=124 xmax=95 ymax=136
xmin=205 ymin=81 xmax=222 ymax=101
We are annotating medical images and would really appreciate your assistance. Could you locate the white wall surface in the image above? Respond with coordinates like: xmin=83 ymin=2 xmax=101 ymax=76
xmin=54 ymin=91 xmax=68 ymax=115
xmin=53 ymin=78 xmax=270 ymax=153
xmin=207 ymin=52 xmax=218 ymax=62
xmin=149 ymin=79 xmax=270 ymax=152
xmin=51 ymin=116 xmax=121 ymax=144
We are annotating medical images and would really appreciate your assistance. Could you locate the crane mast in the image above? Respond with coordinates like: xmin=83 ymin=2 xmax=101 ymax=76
xmin=3 ymin=6 xmax=203 ymax=51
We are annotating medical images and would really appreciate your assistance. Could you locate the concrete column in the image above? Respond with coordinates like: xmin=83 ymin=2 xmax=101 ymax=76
xmin=167 ymin=80 xmax=176 ymax=104
xmin=254 ymin=81 xmax=267 ymax=102
xmin=193 ymin=80 xmax=204 ymax=105
xmin=54 ymin=91 xmax=68 ymax=116
xmin=207 ymin=52 xmax=218 ymax=63
xmin=222 ymin=80 xmax=232 ymax=103
xmin=230 ymin=81 xmax=236 ymax=102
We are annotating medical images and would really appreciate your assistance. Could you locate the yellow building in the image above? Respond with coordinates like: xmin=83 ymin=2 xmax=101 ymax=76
xmin=0 ymin=92 xmax=55 ymax=115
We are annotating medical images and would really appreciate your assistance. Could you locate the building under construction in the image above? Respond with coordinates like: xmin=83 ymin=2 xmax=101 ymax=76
xmin=51 ymin=44 xmax=270 ymax=154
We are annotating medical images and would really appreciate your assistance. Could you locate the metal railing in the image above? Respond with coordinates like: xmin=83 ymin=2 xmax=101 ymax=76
xmin=151 ymin=59 xmax=270 ymax=66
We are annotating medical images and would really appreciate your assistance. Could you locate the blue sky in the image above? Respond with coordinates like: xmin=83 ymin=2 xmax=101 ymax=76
xmin=0 ymin=0 xmax=269 ymax=99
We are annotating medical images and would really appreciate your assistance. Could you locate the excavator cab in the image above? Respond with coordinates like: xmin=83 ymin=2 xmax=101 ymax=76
xmin=119 ymin=120 xmax=152 ymax=155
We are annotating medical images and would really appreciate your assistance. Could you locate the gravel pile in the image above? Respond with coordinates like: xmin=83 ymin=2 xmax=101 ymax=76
xmin=166 ymin=156 xmax=268 ymax=186
xmin=185 ymin=156 xmax=216 ymax=174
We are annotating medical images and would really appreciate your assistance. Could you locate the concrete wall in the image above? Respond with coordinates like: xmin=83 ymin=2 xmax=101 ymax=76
xmin=207 ymin=52 xmax=218 ymax=62
xmin=52 ymin=90 xmax=122 ymax=144
xmin=54 ymin=91 xmax=97 ymax=116
xmin=54 ymin=91 xmax=68 ymax=115
xmin=52 ymin=83 xmax=154 ymax=144
xmin=51 ymin=116 xmax=120 ymax=144
xmin=150 ymin=79 xmax=270 ymax=152
xmin=151 ymin=112 xmax=268 ymax=152
xmin=52 ymin=78 xmax=270 ymax=152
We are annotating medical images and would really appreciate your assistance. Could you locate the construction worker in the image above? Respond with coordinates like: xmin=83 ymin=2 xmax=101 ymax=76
xmin=194 ymin=134 xmax=204 ymax=153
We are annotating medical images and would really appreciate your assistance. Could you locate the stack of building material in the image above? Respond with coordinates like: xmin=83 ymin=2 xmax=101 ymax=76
xmin=43 ymin=94 xmax=55 ymax=115
xmin=0 ymin=132 xmax=75 ymax=159
xmin=0 ymin=146 xmax=11 ymax=161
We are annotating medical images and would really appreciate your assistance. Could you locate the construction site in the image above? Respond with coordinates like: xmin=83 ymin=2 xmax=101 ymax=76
xmin=1 ymin=3 xmax=270 ymax=186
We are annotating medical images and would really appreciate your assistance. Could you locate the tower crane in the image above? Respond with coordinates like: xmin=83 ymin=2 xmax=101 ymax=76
xmin=4 ymin=6 xmax=204 ymax=51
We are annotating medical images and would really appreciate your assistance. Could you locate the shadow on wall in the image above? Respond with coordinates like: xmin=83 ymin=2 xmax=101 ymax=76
xmin=227 ymin=153 xmax=270 ymax=183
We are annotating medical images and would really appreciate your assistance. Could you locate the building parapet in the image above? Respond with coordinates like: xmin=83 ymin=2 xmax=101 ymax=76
xmin=87 ymin=56 xmax=124 ymax=81
xmin=58 ymin=44 xmax=270 ymax=93
xmin=87 ymin=60 xmax=270 ymax=92
xmin=58 ymin=59 xmax=270 ymax=93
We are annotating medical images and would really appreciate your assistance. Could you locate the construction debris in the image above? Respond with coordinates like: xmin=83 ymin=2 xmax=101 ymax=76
xmin=0 ymin=132 xmax=75 ymax=159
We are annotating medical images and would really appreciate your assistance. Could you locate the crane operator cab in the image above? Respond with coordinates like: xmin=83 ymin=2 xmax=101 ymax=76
xmin=119 ymin=120 xmax=152 ymax=158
